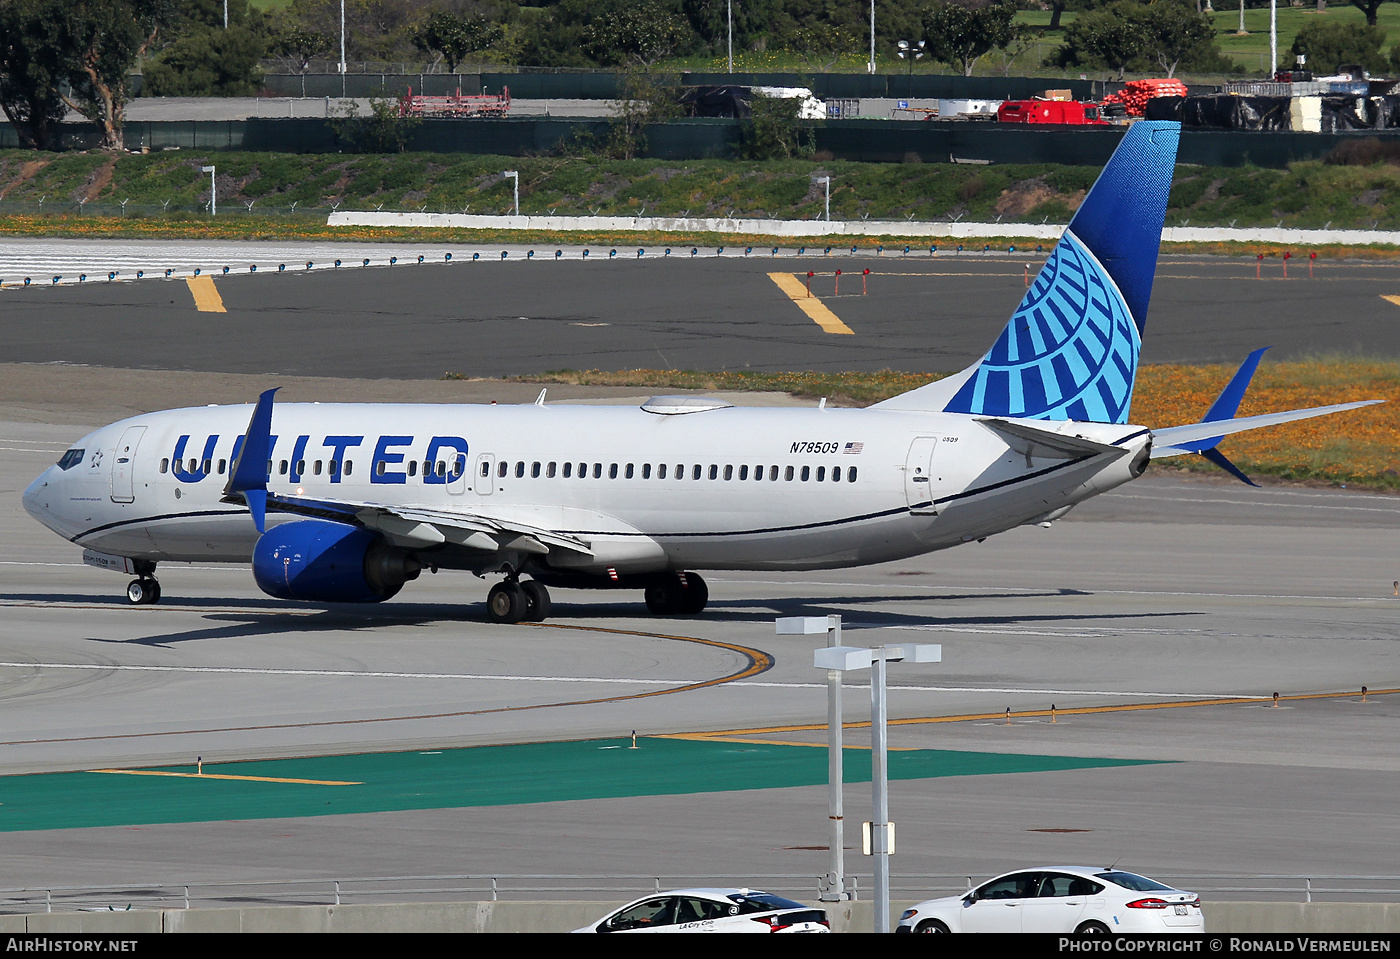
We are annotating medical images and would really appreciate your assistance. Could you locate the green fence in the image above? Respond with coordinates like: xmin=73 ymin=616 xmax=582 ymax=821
xmin=1 ymin=116 xmax=1389 ymax=167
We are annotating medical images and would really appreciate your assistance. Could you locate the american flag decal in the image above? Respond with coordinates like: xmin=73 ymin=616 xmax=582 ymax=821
xmin=844 ymin=442 xmax=864 ymax=454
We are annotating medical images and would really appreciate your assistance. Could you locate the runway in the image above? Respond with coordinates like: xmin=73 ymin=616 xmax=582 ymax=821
xmin=0 ymin=244 xmax=1397 ymax=907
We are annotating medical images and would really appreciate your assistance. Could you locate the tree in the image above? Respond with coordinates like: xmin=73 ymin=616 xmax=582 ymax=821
xmin=143 ymin=1 xmax=266 ymax=96
xmin=1293 ymin=18 xmax=1388 ymax=74
xmin=1139 ymin=0 xmax=1216 ymax=78
xmin=605 ymin=69 xmax=681 ymax=159
xmin=920 ymin=0 xmax=1019 ymax=78
xmin=581 ymin=0 xmax=693 ymax=67
xmin=412 ymin=9 xmax=502 ymax=71
xmin=55 ymin=0 xmax=175 ymax=151
xmin=329 ymin=96 xmax=420 ymax=152
xmin=0 ymin=0 xmax=69 ymax=149
xmin=270 ymin=28 xmax=333 ymax=75
xmin=1054 ymin=1 xmax=1150 ymax=80
xmin=741 ymin=90 xmax=816 ymax=159
xmin=1349 ymin=0 xmax=1390 ymax=28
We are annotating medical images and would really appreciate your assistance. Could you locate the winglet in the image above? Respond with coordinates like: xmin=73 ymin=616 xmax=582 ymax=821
xmin=222 ymin=387 xmax=278 ymax=532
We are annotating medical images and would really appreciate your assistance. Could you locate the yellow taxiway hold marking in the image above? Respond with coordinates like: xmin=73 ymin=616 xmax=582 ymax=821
xmin=1381 ymin=295 xmax=1400 ymax=307
xmin=89 ymin=769 xmax=360 ymax=785
xmin=186 ymin=275 xmax=226 ymax=313
xmin=767 ymin=272 xmax=854 ymax=335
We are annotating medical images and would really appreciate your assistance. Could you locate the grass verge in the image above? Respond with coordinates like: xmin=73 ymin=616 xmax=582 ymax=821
xmin=466 ymin=361 xmax=1399 ymax=490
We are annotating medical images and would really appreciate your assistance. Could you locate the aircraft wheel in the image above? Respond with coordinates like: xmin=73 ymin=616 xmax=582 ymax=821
xmin=645 ymin=572 xmax=708 ymax=616
xmin=126 ymin=578 xmax=159 ymax=605
xmin=520 ymin=581 xmax=551 ymax=621
xmin=487 ymin=581 xmax=527 ymax=624
xmin=678 ymin=572 xmax=708 ymax=614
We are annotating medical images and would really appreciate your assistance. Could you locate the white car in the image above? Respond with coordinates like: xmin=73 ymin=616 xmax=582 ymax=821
xmin=896 ymin=867 xmax=1204 ymax=934
xmin=574 ymin=888 xmax=830 ymax=933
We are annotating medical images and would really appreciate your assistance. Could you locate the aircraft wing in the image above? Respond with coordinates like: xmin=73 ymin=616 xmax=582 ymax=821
xmin=253 ymin=489 xmax=595 ymax=558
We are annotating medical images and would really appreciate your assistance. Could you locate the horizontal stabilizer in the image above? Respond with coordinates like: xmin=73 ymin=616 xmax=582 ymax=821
xmin=1151 ymin=400 xmax=1383 ymax=458
xmin=977 ymin=418 xmax=1129 ymax=459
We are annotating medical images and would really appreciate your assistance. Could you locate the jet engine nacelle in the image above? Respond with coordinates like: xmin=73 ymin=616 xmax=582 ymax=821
xmin=252 ymin=520 xmax=420 ymax=603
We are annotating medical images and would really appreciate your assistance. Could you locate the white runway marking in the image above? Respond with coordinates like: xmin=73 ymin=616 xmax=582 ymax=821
xmin=0 ymin=660 xmax=1253 ymax=699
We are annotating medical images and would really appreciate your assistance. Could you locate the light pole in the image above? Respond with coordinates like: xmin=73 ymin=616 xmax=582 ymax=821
xmin=813 ymin=175 xmax=830 ymax=222
xmin=727 ymin=0 xmax=733 ymax=74
xmin=202 ymin=165 xmax=216 ymax=217
xmin=868 ymin=0 xmax=876 ymax=75
xmin=897 ymin=39 xmax=924 ymax=77
xmin=503 ymin=170 xmax=519 ymax=216
xmin=812 ymin=638 xmax=942 ymax=933
xmin=340 ymin=0 xmax=347 ymax=97
xmin=777 ymin=615 xmax=850 ymax=902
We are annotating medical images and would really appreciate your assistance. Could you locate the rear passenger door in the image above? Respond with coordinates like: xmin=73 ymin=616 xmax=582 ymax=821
xmin=1020 ymin=872 xmax=1091 ymax=933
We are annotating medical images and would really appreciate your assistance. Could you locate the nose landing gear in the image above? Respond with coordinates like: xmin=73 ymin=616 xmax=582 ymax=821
xmin=486 ymin=577 xmax=550 ymax=624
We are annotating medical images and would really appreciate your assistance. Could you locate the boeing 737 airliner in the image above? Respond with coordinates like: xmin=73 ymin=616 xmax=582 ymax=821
xmin=22 ymin=122 xmax=1380 ymax=622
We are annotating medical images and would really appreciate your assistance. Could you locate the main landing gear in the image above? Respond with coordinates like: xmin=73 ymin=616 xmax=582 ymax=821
xmin=644 ymin=571 xmax=708 ymax=616
xmin=125 ymin=561 xmax=160 ymax=605
xmin=486 ymin=577 xmax=551 ymax=624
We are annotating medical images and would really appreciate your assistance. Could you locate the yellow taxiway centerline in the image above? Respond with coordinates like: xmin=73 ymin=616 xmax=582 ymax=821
xmin=672 ymin=686 xmax=1395 ymax=740
xmin=89 ymin=769 xmax=360 ymax=785
xmin=767 ymin=272 xmax=854 ymax=335
xmin=1381 ymin=295 xmax=1400 ymax=307
xmin=186 ymin=275 xmax=226 ymax=313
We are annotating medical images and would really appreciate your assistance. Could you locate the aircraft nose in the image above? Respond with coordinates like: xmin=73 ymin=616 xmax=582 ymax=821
xmin=23 ymin=470 xmax=53 ymax=524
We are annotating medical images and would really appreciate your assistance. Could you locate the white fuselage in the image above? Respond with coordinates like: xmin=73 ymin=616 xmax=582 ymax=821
xmin=23 ymin=401 xmax=1151 ymax=578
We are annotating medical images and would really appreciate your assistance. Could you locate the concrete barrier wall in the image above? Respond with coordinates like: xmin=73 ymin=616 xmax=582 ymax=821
xmin=6 ymin=901 xmax=1400 ymax=933
xmin=327 ymin=211 xmax=1400 ymax=248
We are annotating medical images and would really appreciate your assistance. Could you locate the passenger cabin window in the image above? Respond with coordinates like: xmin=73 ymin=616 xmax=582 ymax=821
xmin=408 ymin=461 xmax=417 ymax=477
xmin=642 ymin=463 xmax=652 ymax=479
xmin=547 ymin=462 xmax=556 ymax=478
xmin=564 ymin=462 xmax=573 ymax=478
xmin=56 ymin=449 xmax=85 ymax=471
xmin=609 ymin=463 xmax=618 ymax=479
xmin=625 ymin=463 xmax=634 ymax=479
xmin=692 ymin=465 xmax=702 ymax=480
xmin=816 ymin=466 xmax=825 ymax=482
xmin=802 ymin=466 xmax=811 ymax=481
xmin=785 ymin=466 xmax=794 ymax=481
xmin=515 ymin=462 xmax=525 ymax=478
xmin=279 ymin=460 xmax=289 ymax=475
xmin=218 ymin=459 xmax=227 ymax=474
xmin=159 ymin=457 xmax=168 ymax=474
xmin=532 ymin=462 xmax=541 ymax=478
xmin=658 ymin=464 xmax=667 ymax=479
xmin=344 ymin=461 xmax=354 ymax=476
xmin=313 ymin=460 xmax=323 ymax=476
xmin=498 ymin=461 xmax=508 ymax=478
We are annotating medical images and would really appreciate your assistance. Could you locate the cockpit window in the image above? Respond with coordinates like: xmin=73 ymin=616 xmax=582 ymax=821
xmin=56 ymin=449 xmax=85 ymax=471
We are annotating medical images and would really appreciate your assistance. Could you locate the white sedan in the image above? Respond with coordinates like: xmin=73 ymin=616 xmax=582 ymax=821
xmin=896 ymin=867 xmax=1204 ymax=934
xmin=574 ymin=888 xmax=830 ymax=933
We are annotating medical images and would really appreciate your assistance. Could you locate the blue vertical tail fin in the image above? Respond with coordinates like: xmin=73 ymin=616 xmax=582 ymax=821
xmin=938 ymin=120 xmax=1181 ymax=424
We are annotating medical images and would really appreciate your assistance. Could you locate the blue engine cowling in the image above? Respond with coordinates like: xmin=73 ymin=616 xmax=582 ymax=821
xmin=252 ymin=520 xmax=421 ymax=603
